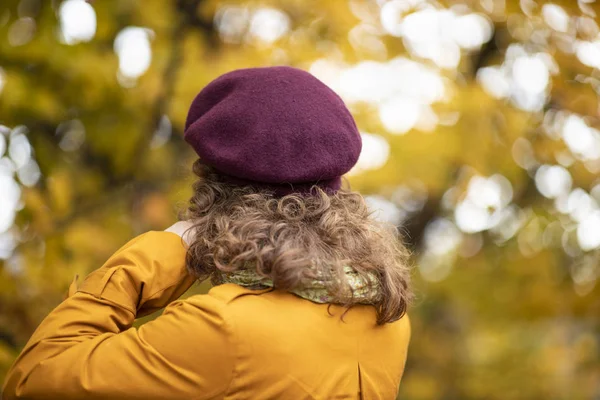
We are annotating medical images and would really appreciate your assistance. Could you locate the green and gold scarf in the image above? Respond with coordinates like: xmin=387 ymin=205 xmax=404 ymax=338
xmin=217 ymin=265 xmax=382 ymax=304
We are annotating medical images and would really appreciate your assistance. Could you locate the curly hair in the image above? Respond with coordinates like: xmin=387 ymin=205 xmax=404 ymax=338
xmin=182 ymin=160 xmax=412 ymax=324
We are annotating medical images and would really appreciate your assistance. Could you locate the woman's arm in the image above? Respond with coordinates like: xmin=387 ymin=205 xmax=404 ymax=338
xmin=2 ymin=228 xmax=233 ymax=400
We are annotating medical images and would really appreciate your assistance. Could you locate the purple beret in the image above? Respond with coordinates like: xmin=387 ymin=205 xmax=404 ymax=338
xmin=184 ymin=66 xmax=362 ymax=196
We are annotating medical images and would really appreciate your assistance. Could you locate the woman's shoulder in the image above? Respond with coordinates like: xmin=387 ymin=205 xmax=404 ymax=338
xmin=177 ymin=283 xmax=274 ymax=312
xmin=179 ymin=284 xmax=410 ymax=340
xmin=169 ymin=283 xmax=274 ymax=321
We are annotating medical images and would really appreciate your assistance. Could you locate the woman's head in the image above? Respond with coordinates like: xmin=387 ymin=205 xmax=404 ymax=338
xmin=181 ymin=67 xmax=412 ymax=323
xmin=183 ymin=161 xmax=412 ymax=324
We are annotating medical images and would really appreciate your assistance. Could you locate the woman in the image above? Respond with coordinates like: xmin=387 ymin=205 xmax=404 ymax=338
xmin=2 ymin=66 xmax=412 ymax=399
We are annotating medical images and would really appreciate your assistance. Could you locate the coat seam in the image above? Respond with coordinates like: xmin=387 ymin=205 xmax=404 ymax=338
xmin=220 ymin=300 xmax=238 ymax=400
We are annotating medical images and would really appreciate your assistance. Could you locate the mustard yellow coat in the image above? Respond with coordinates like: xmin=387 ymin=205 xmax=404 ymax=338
xmin=2 ymin=231 xmax=410 ymax=399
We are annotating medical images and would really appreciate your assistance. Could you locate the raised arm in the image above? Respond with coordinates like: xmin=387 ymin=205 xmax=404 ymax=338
xmin=2 ymin=229 xmax=233 ymax=400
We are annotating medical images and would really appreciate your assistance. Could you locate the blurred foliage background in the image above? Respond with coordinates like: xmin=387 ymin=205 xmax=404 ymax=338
xmin=1 ymin=0 xmax=600 ymax=398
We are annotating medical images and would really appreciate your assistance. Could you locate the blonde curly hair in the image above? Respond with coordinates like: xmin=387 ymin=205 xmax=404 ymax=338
xmin=183 ymin=160 xmax=412 ymax=324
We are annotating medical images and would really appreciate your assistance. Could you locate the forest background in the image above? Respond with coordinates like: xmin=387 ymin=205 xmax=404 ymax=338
xmin=1 ymin=0 xmax=600 ymax=399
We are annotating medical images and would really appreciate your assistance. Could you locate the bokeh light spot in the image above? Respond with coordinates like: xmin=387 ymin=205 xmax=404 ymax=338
xmin=542 ymin=4 xmax=570 ymax=33
xmin=114 ymin=27 xmax=153 ymax=85
xmin=59 ymin=0 xmax=96 ymax=45
xmin=535 ymin=165 xmax=572 ymax=199
xmin=351 ymin=132 xmax=390 ymax=174
xmin=248 ymin=8 xmax=290 ymax=44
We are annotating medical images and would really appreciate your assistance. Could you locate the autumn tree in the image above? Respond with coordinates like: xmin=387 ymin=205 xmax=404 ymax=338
xmin=0 ymin=1 xmax=599 ymax=399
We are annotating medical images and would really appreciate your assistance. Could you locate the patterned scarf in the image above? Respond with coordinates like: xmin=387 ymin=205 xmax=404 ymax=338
xmin=218 ymin=265 xmax=382 ymax=304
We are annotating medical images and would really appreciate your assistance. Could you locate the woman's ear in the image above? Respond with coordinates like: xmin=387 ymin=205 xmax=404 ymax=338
xmin=165 ymin=220 xmax=196 ymax=247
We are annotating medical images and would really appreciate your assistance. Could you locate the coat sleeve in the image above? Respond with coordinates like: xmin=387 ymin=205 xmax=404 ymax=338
xmin=2 ymin=231 xmax=234 ymax=400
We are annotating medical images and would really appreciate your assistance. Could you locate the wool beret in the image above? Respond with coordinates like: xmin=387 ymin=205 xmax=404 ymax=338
xmin=184 ymin=66 xmax=362 ymax=196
